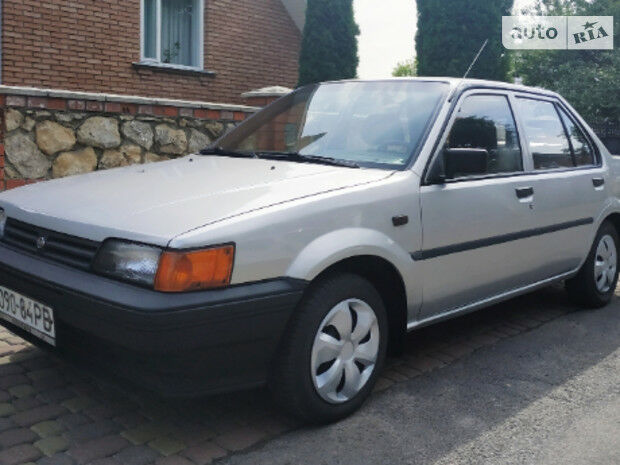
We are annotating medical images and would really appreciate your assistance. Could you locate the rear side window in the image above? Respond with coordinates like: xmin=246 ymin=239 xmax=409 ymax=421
xmin=557 ymin=107 xmax=595 ymax=166
xmin=516 ymin=98 xmax=573 ymax=170
xmin=445 ymin=94 xmax=523 ymax=176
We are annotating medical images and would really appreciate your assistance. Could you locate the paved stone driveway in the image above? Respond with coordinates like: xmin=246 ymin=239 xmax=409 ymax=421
xmin=0 ymin=284 xmax=580 ymax=465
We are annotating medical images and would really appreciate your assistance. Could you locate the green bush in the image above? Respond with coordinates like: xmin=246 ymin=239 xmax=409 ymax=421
xmin=416 ymin=0 xmax=513 ymax=81
xmin=297 ymin=0 xmax=360 ymax=86
xmin=513 ymin=0 xmax=619 ymax=125
xmin=392 ymin=59 xmax=417 ymax=77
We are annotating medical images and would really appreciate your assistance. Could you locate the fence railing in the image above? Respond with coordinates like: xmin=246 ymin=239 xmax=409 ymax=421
xmin=591 ymin=121 xmax=620 ymax=155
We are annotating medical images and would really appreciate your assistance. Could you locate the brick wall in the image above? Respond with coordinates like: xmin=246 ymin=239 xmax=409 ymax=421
xmin=1 ymin=0 xmax=301 ymax=104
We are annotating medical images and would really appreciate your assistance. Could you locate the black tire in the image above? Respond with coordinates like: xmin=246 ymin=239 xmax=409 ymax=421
xmin=566 ymin=221 xmax=619 ymax=308
xmin=269 ymin=272 xmax=388 ymax=424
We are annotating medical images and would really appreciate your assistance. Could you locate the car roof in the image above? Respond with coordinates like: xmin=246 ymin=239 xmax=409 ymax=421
xmin=327 ymin=77 xmax=560 ymax=100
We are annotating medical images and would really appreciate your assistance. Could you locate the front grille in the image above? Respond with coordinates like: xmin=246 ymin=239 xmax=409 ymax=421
xmin=1 ymin=218 xmax=100 ymax=270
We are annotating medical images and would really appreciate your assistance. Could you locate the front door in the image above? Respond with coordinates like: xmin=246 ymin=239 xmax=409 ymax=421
xmin=418 ymin=92 xmax=539 ymax=318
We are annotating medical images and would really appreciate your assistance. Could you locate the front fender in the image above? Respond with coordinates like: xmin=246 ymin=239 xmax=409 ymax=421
xmin=285 ymin=228 xmax=421 ymax=314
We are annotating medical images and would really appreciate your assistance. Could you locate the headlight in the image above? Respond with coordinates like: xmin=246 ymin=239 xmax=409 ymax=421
xmin=92 ymin=240 xmax=162 ymax=287
xmin=154 ymin=244 xmax=235 ymax=292
xmin=92 ymin=240 xmax=235 ymax=292
xmin=0 ymin=209 xmax=6 ymax=238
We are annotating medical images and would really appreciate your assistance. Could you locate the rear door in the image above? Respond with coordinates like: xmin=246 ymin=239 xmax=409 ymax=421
xmin=512 ymin=95 xmax=605 ymax=280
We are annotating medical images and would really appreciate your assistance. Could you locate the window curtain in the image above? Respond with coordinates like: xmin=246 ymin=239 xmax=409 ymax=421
xmin=161 ymin=0 xmax=194 ymax=66
xmin=144 ymin=0 xmax=157 ymax=59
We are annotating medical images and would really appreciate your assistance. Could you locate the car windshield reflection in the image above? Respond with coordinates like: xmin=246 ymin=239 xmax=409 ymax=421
xmin=213 ymin=80 xmax=449 ymax=169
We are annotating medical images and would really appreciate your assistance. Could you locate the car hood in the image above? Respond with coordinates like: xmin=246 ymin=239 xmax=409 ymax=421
xmin=0 ymin=156 xmax=391 ymax=246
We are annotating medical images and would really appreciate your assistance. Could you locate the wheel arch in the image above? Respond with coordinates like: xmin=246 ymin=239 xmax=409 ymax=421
xmin=603 ymin=212 xmax=620 ymax=238
xmin=286 ymin=228 xmax=417 ymax=354
xmin=581 ymin=205 xmax=620 ymax=270
xmin=308 ymin=255 xmax=408 ymax=356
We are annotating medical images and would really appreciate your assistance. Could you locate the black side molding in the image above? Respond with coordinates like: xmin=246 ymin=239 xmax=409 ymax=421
xmin=411 ymin=217 xmax=593 ymax=261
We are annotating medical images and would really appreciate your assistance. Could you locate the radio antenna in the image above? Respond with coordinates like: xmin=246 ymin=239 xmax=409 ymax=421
xmin=462 ymin=39 xmax=489 ymax=79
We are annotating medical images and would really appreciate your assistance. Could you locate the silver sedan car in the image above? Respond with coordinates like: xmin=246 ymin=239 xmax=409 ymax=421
xmin=0 ymin=78 xmax=618 ymax=423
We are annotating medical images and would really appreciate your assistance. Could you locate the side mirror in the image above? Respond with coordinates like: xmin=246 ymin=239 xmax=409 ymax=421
xmin=444 ymin=148 xmax=489 ymax=179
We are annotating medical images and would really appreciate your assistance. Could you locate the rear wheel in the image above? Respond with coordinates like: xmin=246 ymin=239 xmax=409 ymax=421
xmin=566 ymin=221 xmax=619 ymax=308
xmin=270 ymin=273 xmax=388 ymax=424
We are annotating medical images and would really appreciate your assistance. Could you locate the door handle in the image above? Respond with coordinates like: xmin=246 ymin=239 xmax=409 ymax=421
xmin=592 ymin=177 xmax=605 ymax=188
xmin=515 ymin=187 xmax=534 ymax=199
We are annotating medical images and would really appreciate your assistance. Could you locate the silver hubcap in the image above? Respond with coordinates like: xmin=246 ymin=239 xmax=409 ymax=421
xmin=595 ymin=234 xmax=617 ymax=293
xmin=311 ymin=299 xmax=379 ymax=404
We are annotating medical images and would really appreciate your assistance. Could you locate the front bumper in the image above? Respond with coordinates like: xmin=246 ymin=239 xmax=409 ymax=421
xmin=0 ymin=244 xmax=306 ymax=395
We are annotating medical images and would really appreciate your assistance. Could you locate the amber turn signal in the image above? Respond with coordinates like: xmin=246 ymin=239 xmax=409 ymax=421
xmin=154 ymin=245 xmax=235 ymax=292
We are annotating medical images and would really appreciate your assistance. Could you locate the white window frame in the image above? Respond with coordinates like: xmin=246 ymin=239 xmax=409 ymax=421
xmin=140 ymin=0 xmax=204 ymax=71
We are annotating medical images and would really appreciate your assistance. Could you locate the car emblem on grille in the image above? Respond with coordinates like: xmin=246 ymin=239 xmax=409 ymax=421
xmin=36 ymin=236 xmax=47 ymax=250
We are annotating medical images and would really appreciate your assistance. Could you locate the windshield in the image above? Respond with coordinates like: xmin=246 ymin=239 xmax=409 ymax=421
xmin=215 ymin=81 xmax=449 ymax=169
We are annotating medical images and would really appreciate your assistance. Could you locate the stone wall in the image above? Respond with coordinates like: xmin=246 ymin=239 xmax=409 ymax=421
xmin=0 ymin=86 xmax=258 ymax=190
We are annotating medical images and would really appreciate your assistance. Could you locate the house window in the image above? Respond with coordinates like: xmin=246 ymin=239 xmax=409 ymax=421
xmin=141 ymin=0 xmax=204 ymax=69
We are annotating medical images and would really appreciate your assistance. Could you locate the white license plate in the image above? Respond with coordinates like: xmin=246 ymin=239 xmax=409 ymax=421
xmin=0 ymin=285 xmax=55 ymax=346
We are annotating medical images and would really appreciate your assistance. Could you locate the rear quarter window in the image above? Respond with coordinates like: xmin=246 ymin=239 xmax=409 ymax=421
xmin=557 ymin=107 xmax=596 ymax=166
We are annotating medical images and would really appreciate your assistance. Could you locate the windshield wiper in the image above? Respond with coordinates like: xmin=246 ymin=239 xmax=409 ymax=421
xmin=255 ymin=151 xmax=359 ymax=169
xmin=199 ymin=146 xmax=258 ymax=159
xmin=201 ymin=148 xmax=359 ymax=168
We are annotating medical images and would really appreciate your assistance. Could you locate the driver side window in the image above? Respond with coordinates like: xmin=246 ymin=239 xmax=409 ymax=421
xmin=443 ymin=94 xmax=523 ymax=179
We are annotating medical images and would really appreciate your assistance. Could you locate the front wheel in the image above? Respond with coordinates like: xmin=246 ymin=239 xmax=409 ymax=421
xmin=566 ymin=221 xmax=619 ymax=308
xmin=269 ymin=273 xmax=388 ymax=424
